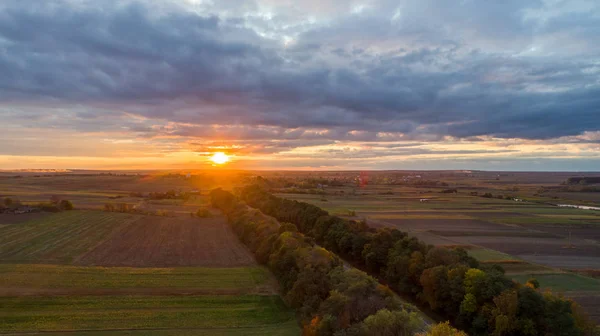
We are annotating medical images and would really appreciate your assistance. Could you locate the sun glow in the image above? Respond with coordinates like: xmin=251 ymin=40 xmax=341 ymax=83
xmin=209 ymin=152 xmax=230 ymax=165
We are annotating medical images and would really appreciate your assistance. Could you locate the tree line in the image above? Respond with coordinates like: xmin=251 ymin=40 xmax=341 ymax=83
xmin=210 ymin=188 xmax=468 ymax=336
xmin=238 ymin=184 xmax=596 ymax=336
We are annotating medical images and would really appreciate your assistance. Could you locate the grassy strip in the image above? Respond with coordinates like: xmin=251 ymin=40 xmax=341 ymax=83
xmin=429 ymin=230 xmax=558 ymax=238
xmin=467 ymin=248 xmax=517 ymax=261
xmin=6 ymin=320 xmax=300 ymax=336
xmin=0 ymin=264 xmax=270 ymax=290
xmin=0 ymin=295 xmax=297 ymax=333
xmin=512 ymin=273 xmax=600 ymax=292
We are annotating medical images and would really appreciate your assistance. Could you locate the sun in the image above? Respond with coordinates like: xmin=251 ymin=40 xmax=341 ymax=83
xmin=209 ymin=152 xmax=230 ymax=165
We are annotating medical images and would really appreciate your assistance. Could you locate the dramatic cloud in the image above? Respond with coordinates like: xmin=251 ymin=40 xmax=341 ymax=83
xmin=0 ymin=0 xmax=599 ymax=169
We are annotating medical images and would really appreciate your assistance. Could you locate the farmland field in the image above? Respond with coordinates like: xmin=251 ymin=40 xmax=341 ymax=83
xmin=0 ymin=211 xmax=140 ymax=264
xmin=0 ymin=295 xmax=297 ymax=335
xmin=0 ymin=264 xmax=273 ymax=295
xmin=511 ymin=273 xmax=600 ymax=292
xmin=0 ymin=182 xmax=300 ymax=336
xmin=275 ymin=181 xmax=600 ymax=323
xmin=77 ymin=215 xmax=256 ymax=267
xmin=2 ymin=171 xmax=599 ymax=329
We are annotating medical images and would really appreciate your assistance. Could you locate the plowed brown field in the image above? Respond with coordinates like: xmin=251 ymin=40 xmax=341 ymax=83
xmin=77 ymin=215 xmax=256 ymax=267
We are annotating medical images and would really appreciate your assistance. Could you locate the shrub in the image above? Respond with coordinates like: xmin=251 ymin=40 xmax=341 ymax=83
xmin=196 ymin=208 xmax=213 ymax=218
xmin=418 ymin=321 xmax=468 ymax=336
xmin=59 ymin=200 xmax=74 ymax=210
xmin=3 ymin=197 xmax=13 ymax=207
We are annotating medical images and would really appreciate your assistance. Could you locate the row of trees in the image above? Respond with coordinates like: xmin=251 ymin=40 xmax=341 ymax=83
xmin=239 ymin=185 xmax=596 ymax=336
xmin=1 ymin=197 xmax=73 ymax=213
xmin=210 ymin=188 xmax=462 ymax=336
xmin=103 ymin=203 xmax=174 ymax=217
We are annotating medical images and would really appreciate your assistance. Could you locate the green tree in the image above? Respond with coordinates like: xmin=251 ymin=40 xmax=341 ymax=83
xmin=196 ymin=208 xmax=213 ymax=218
xmin=526 ymin=278 xmax=540 ymax=289
xmin=460 ymin=293 xmax=478 ymax=314
xmin=490 ymin=290 xmax=518 ymax=335
xmin=418 ymin=321 xmax=468 ymax=336
xmin=59 ymin=200 xmax=74 ymax=210
xmin=361 ymin=309 xmax=422 ymax=336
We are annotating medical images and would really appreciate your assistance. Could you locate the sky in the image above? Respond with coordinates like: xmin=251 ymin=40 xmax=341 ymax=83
xmin=1 ymin=0 xmax=599 ymax=171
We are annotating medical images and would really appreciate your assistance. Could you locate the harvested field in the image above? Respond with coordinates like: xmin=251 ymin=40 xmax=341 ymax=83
xmin=380 ymin=218 xmax=521 ymax=233
xmin=468 ymin=211 xmax=535 ymax=218
xmin=0 ymin=212 xmax=48 ymax=224
xmin=452 ymin=236 xmax=600 ymax=256
xmin=512 ymin=273 xmax=600 ymax=292
xmin=518 ymin=255 xmax=600 ymax=269
xmin=411 ymin=232 xmax=460 ymax=246
xmin=429 ymin=230 xmax=558 ymax=238
xmin=77 ymin=214 xmax=256 ymax=267
xmin=368 ymin=211 xmax=600 ymax=270
xmin=531 ymin=224 xmax=600 ymax=242
xmin=0 ymin=211 xmax=140 ymax=264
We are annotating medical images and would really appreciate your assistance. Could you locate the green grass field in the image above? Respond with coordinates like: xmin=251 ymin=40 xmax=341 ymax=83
xmin=16 ymin=322 xmax=301 ymax=336
xmin=499 ymin=262 xmax=555 ymax=275
xmin=0 ymin=211 xmax=140 ymax=263
xmin=0 ymin=295 xmax=298 ymax=334
xmin=0 ymin=264 xmax=271 ymax=291
xmin=512 ymin=273 xmax=600 ymax=292
xmin=468 ymin=248 xmax=519 ymax=262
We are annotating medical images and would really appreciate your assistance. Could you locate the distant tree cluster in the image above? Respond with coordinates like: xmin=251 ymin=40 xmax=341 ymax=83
xmin=408 ymin=180 xmax=450 ymax=187
xmin=565 ymin=177 xmax=600 ymax=185
xmin=103 ymin=202 xmax=174 ymax=217
xmin=238 ymin=184 xmax=594 ymax=336
xmin=540 ymin=185 xmax=600 ymax=193
xmin=272 ymin=188 xmax=327 ymax=195
xmin=1 ymin=196 xmax=73 ymax=213
xmin=480 ymin=192 xmax=513 ymax=200
xmin=195 ymin=208 xmax=213 ymax=218
xmin=147 ymin=190 xmax=192 ymax=201
xmin=210 ymin=188 xmax=424 ymax=336
xmin=104 ymin=203 xmax=135 ymax=213
xmin=2 ymin=197 xmax=15 ymax=207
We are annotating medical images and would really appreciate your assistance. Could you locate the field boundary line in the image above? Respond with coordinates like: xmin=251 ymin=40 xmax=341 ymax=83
xmin=0 ymin=318 xmax=298 ymax=335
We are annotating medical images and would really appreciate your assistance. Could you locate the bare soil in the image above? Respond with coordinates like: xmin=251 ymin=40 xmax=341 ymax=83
xmin=0 ymin=213 xmax=48 ymax=224
xmin=373 ymin=217 xmax=600 ymax=269
xmin=382 ymin=218 xmax=522 ymax=233
xmin=517 ymin=255 xmax=600 ymax=269
xmin=77 ymin=214 xmax=256 ymax=267
xmin=531 ymin=224 xmax=600 ymax=242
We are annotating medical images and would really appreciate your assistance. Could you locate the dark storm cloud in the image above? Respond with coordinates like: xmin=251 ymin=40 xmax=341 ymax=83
xmin=0 ymin=0 xmax=599 ymax=142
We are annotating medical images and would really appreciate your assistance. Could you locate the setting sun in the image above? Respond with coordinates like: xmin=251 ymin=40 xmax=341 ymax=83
xmin=209 ymin=152 xmax=230 ymax=165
